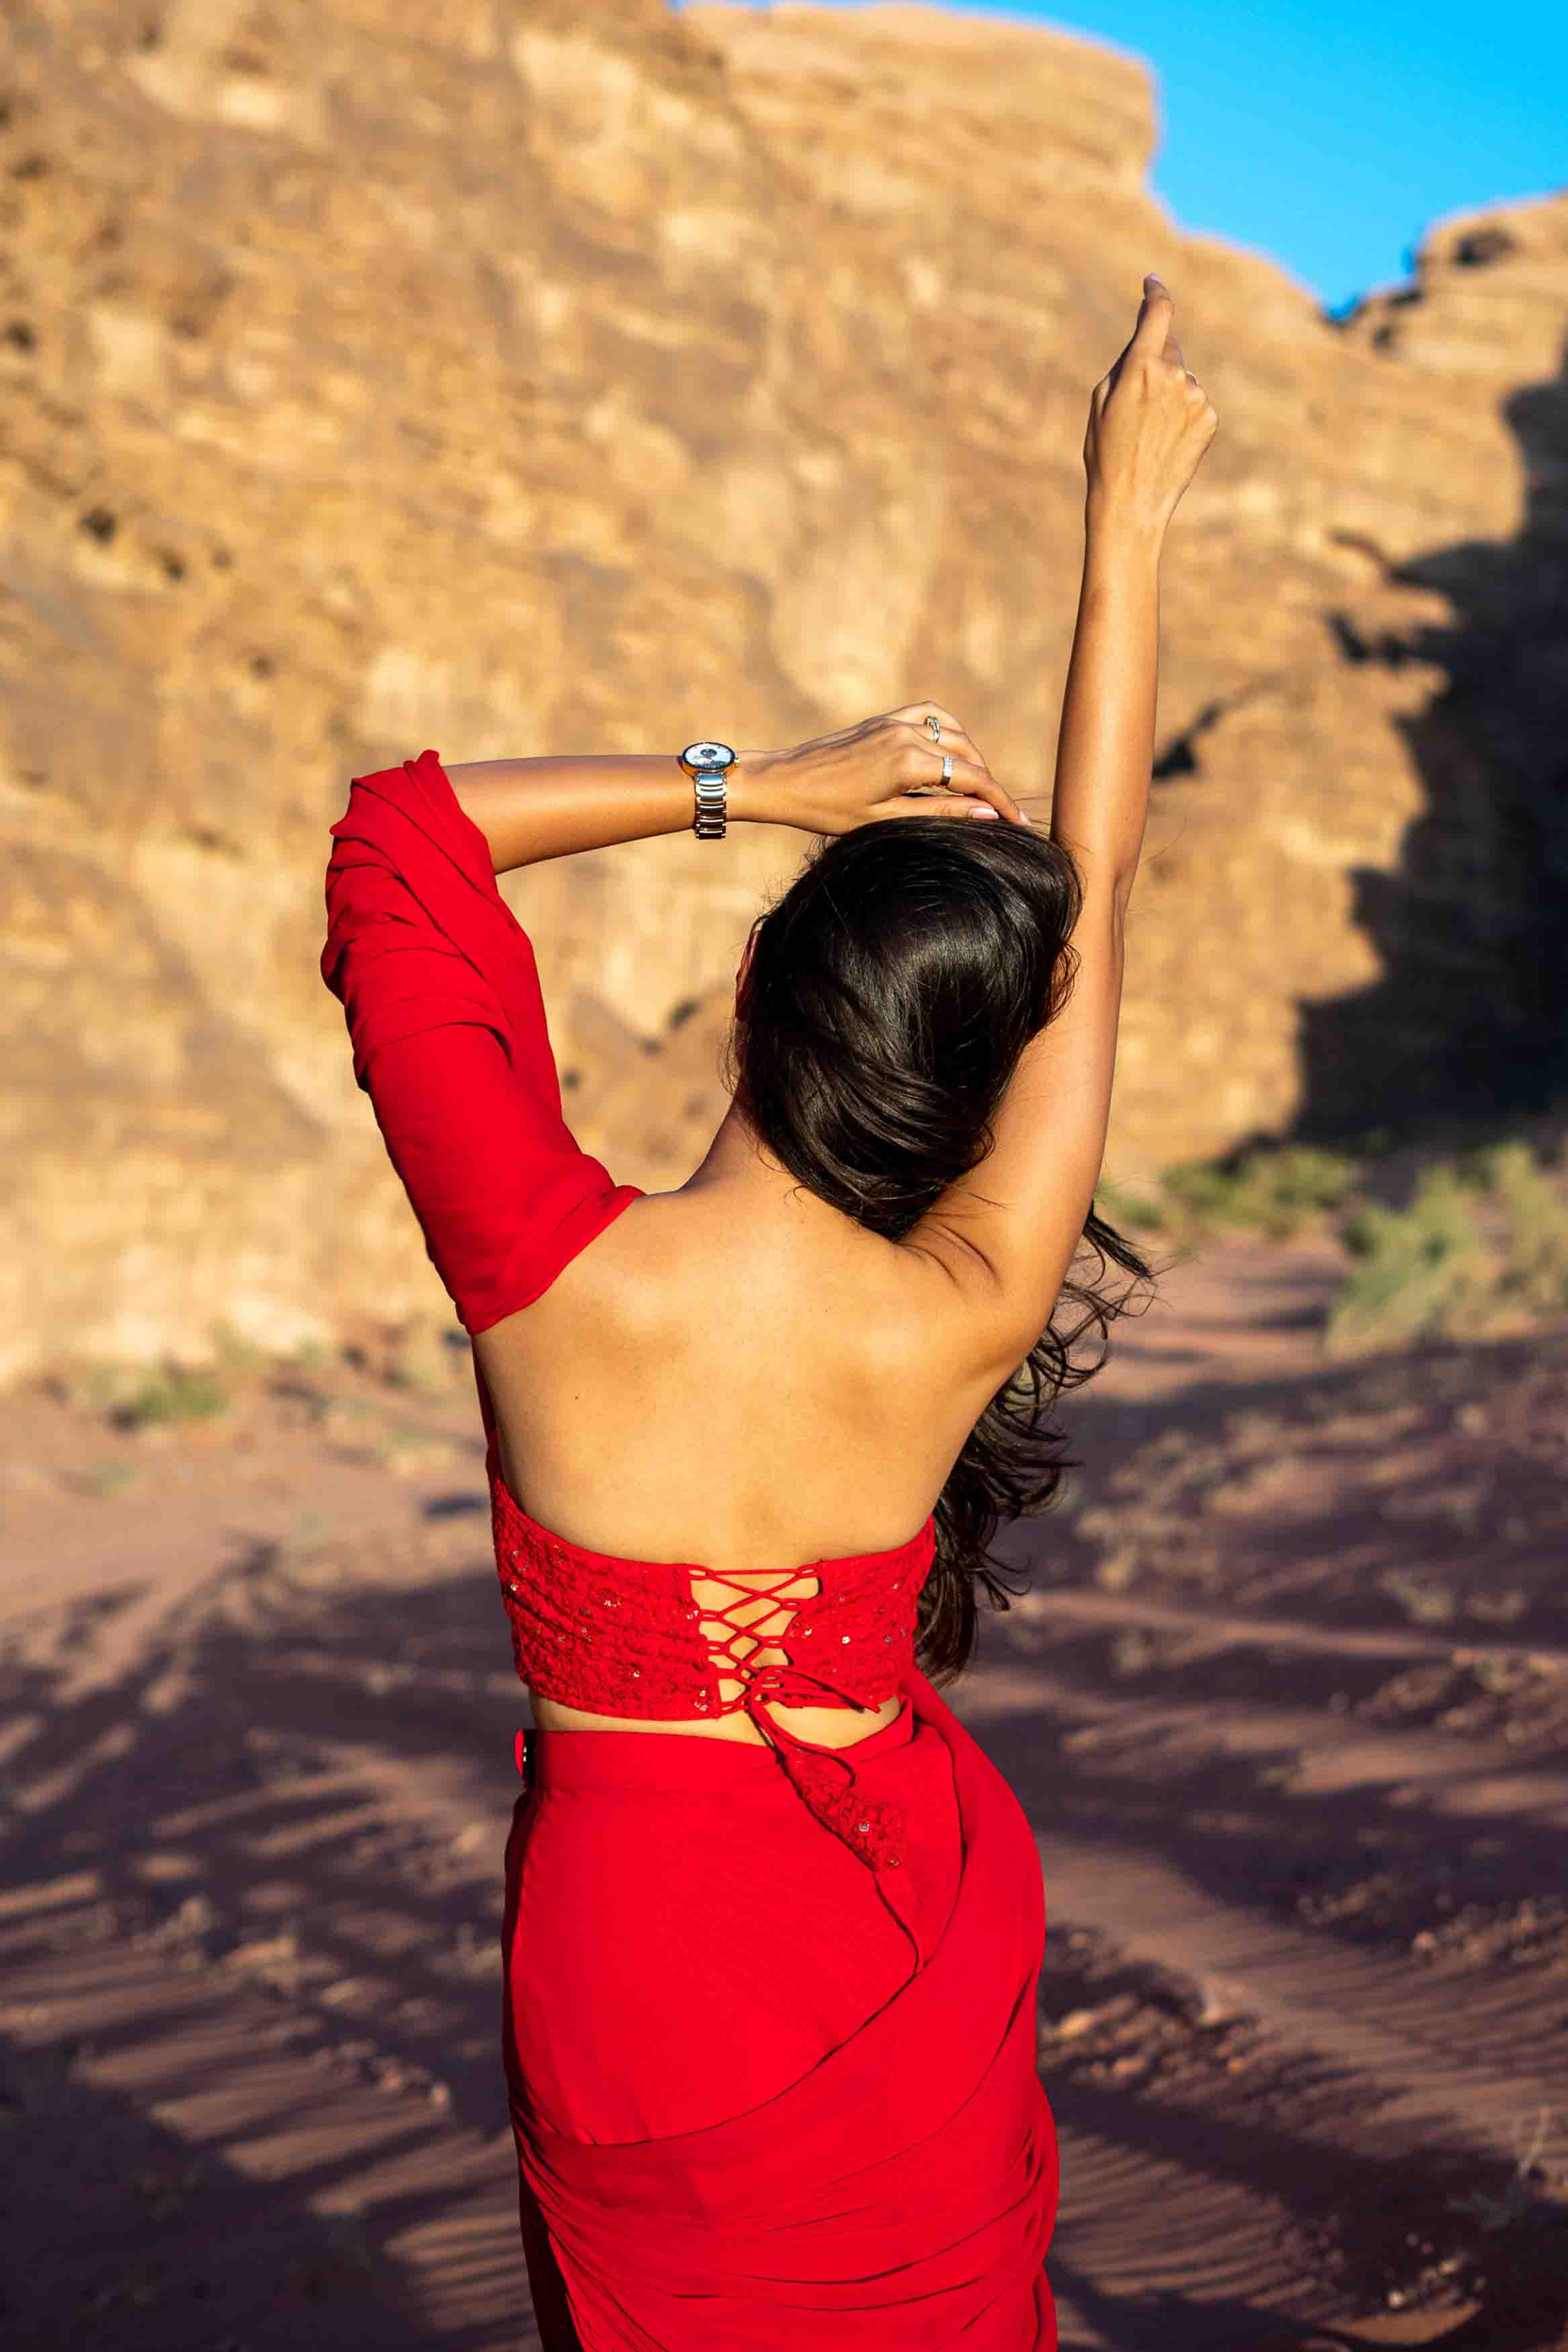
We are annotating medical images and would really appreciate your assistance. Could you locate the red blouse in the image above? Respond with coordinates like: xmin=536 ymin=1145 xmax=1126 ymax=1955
xmin=323 ymin=751 xmax=936 ymax=1869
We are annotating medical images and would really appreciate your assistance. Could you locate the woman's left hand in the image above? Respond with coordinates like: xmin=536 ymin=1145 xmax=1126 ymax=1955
xmin=732 ymin=703 xmax=1028 ymax=835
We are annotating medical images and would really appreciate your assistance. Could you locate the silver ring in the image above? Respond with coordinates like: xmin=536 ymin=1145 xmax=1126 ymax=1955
xmin=940 ymin=752 xmax=953 ymax=784
xmin=925 ymin=715 xmax=941 ymax=742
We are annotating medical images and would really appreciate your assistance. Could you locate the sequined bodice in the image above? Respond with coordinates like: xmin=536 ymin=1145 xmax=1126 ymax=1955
xmin=489 ymin=1438 xmax=936 ymax=1872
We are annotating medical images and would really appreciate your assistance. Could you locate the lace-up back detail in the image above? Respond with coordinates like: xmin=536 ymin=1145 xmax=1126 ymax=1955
xmin=489 ymin=1441 xmax=936 ymax=1870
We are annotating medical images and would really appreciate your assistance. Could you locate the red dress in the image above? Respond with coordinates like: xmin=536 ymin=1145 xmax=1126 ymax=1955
xmin=323 ymin=752 xmax=1059 ymax=2349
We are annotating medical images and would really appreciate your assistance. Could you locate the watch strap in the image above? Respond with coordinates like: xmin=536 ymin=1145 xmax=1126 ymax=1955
xmin=692 ymin=770 xmax=728 ymax=840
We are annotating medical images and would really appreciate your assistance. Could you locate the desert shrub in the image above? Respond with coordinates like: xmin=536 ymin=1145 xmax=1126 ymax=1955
xmin=1155 ymin=1138 xmax=1369 ymax=1241
xmin=1325 ymin=1137 xmax=1568 ymax=1356
xmin=108 ymin=1366 xmax=233 ymax=1428
xmin=1474 ymin=1139 xmax=1568 ymax=1320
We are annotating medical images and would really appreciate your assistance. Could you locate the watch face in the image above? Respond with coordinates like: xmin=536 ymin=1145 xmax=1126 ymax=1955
xmin=682 ymin=741 xmax=735 ymax=772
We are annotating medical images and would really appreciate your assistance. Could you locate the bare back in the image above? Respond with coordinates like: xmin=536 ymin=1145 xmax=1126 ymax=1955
xmin=476 ymin=1120 xmax=1007 ymax=1747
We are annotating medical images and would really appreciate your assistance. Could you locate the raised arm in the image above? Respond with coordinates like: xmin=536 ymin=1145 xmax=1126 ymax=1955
xmin=911 ymin=276 xmax=1218 ymax=1368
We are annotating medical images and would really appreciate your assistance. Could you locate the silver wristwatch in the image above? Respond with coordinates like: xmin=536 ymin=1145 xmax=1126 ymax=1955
xmin=679 ymin=741 xmax=737 ymax=840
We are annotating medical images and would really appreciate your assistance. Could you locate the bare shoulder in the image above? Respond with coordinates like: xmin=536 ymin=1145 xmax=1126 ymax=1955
xmin=481 ymin=1188 xmax=693 ymax=1355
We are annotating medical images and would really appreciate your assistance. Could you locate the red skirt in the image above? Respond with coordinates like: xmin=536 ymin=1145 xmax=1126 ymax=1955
xmin=500 ymin=1666 xmax=1057 ymax=2349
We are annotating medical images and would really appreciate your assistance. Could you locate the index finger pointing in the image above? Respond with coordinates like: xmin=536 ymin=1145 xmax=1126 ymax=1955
xmin=1132 ymin=273 xmax=1174 ymax=350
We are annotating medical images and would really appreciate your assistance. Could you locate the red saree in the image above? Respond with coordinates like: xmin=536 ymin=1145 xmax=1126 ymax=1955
xmin=503 ymin=1666 xmax=1058 ymax=2350
xmin=323 ymin=752 xmax=1059 ymax=2347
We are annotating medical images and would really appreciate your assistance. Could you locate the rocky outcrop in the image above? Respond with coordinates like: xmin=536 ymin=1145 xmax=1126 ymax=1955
xmin=1 ymin=0 xmax=1564 ymax=1374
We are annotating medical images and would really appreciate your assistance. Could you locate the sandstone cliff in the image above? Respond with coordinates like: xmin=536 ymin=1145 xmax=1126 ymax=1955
xmin=1 ymin=0 xmax=1563 ymax=1374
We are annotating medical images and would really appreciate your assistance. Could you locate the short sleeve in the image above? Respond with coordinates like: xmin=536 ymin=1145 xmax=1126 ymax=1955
xmin=322 ymin=750 xmax=643 ymax=1334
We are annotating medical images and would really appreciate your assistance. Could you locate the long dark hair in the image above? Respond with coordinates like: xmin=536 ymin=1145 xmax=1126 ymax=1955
xmin=728 ymin=815 xmax=1158 ymax=1684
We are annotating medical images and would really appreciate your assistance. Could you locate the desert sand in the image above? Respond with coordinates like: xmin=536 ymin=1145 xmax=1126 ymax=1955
xmin=3 ymin=1232 xmax=1565 ymax=2351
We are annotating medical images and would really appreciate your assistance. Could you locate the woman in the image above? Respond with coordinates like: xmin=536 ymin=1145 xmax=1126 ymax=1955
xmin=323 ymin=274 xmax=1216 ymax=2350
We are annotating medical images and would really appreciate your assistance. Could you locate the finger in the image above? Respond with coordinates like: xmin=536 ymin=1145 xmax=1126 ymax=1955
xmin=899 ymin=748 xmax=1001 ymax=801
xmin=901 ymin=761 xmax=1028 ymax=823
xmin=879 ymin=795 xmax=1003 ymax=824
xmin=899 ymin=700 xmax=997 ymax=777
xmin=946 ymin=766 xmax=1024 ymax=823
xmin=1131 ymin=273 xmax=1174 ymax=352
xmin=890 ymin=715 xmax=996 ymax=792
xmin=947 ymin=724 xmax=1001 ymax=781
xmin=892 ymin=699 xmax=968 ymax=743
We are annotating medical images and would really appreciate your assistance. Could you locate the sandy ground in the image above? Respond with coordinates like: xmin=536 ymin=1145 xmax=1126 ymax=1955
xmin=1 ymin=1233 xmax=1565 ymax=2351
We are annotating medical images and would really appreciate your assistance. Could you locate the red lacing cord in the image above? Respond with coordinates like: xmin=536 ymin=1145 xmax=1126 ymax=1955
xmin=695 ymin=1571 xmax=907 ymax=1871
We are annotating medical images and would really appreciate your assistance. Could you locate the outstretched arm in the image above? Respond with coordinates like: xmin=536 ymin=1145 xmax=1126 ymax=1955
xmin=911 ymin=275 xmax=1218 ymax=1369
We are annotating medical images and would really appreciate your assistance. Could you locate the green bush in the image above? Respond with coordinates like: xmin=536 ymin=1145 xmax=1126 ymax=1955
xmin=1473 ymin=1139 xmax=1568 ymax=1320
xmin=1154 ymin=1139 xmax=1368 ymax=1242
xmin=1325 ymin=1138 xmax=1568 ymax=1356
xmin=1110 ymin=1124 xmax=1568 ymax=1354
xmin=109 ymin=1367 xmax=233 ymax=1429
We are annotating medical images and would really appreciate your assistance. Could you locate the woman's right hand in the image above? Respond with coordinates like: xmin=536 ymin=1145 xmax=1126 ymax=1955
xmin=1083 ymin=275 xmax=1218 ymax=536
xmin=734 ymin=702 xmax=1027 ymax=834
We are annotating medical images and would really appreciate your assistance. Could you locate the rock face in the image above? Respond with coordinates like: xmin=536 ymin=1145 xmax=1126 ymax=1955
xmin=1 ymin=0 xmax=1564 ymax=1376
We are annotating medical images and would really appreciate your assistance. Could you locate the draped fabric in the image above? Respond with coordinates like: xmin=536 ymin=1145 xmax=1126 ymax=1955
xmin=505 ymin=1670 xmax=1059 ymax=2351
xmin=321 ymin=752 xmax=1059 ymax=2347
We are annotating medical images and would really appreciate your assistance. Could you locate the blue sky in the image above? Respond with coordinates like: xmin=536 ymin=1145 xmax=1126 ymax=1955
xmin=688 ymin=1 xmax=1565 ymax=313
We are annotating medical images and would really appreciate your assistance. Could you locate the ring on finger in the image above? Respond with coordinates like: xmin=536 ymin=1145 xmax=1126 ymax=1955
xmin=940 ymin=752 xmax=953 ymax=784
xmin=925 ymin=715 xmax=941 ymax=742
